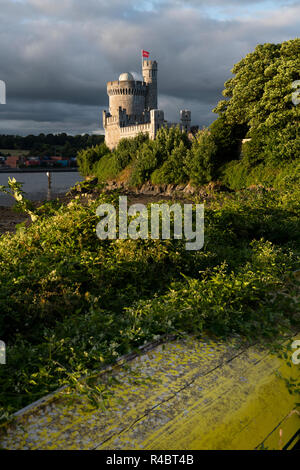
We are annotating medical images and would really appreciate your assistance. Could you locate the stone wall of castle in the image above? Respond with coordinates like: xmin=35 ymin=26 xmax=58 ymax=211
xmin=103 ymin=109 xmax=165 ymax=149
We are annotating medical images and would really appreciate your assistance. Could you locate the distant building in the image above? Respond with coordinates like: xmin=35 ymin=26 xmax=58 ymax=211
xmin=5 ymin=156 xmax=19 ymax=168
xmin=103 ymin=59 xmax=191 ymax=149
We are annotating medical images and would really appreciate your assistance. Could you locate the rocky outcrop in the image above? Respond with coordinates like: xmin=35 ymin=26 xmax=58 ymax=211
xmin=72 ymin=177 xmax=232 ymax=199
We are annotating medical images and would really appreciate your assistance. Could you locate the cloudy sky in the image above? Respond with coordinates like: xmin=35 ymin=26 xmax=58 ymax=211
xmin=0 ymin=0 xmax=299 ymax=135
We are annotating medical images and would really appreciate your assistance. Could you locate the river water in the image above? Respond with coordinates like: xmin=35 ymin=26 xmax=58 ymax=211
xmin=0 ymin=171 xmax=84 ymax=206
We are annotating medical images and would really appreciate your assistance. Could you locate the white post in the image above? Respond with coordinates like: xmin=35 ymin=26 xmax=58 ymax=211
xmin=46 ymin=171 xmax=52 ymax=189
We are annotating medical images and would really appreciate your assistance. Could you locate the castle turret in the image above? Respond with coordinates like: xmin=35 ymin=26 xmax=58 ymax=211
xmin=180 ymin=110 xmax=191 ymax=133
xmin=143 ymin=60 xmax=158 ymax=110
xmin=150 ymin=109 xmax=164 ymax=139
xmin=107 ymin=72 xmax=147 ymax=117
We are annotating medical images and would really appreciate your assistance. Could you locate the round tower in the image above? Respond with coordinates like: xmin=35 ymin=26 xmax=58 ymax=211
xmin=142 ymin=60 xmax=158 ymax=110
xmin=107 ymin=72 xmax=147 ymax=117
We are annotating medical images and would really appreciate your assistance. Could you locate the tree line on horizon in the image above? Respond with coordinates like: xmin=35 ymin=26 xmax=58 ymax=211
xmin=0 ymin=133 xmax=104 ymax=159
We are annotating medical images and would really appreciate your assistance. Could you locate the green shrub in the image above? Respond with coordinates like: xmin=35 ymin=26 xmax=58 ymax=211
xmin=151 ymin=141 xmax=189 ymax=184
xmin=185 ymin=129 xmax=218 ymax=185
xmin=153 ymin=125 xmax=191 ymax=165
xmin=129 ymin=140 xmax=158 ymax=186
xmin=221 ymin=159 xmax=300 ymax=191
xmin=92 ymin=153 xmax=120 ymax=181
xmin=114 ymin=133 xmax=149 ymax=164
xmin=77 ymin=143 xmax=110 ymax=177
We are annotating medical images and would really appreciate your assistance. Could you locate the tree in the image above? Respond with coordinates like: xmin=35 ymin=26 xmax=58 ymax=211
xmin=213 ymin=39 xmax=300 ymax=164
xmin=185 ymin=129 xmax=218 ymax=185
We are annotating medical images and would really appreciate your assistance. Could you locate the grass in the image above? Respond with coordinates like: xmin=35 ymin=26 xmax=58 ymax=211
xmin=0 ymin=183 xmax=299 ymax=421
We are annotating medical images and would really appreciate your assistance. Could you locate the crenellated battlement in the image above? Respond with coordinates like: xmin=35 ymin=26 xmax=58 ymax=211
xmin=120 ymin=123 xmax=151 ymax=134
xmin=142 ymin=60 xmax=157 ymax=68
xmin=107 ymin=86 xmax=147 ymax=97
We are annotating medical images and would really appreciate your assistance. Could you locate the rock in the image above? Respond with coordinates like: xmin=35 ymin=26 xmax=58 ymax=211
xmin=183 ymin=183 xmax=196 ymax=195
xmin=175 ymin=184 xmax=186 ymax=192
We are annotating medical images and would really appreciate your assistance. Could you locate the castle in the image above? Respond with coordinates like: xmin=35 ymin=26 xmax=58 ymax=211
xmin=102 ymin=59 xmax=191 ymax=149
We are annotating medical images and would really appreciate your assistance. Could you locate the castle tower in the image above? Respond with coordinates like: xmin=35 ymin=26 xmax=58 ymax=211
xmin=142 ymin=60 xmax=158 ymax=110
xmin=107 ymin=72 xmax=147 ymax=117
xmin=180 ymin=110 xmax=191 ymax=133
xmin=103 ymin=58 xmax=192 ymax=150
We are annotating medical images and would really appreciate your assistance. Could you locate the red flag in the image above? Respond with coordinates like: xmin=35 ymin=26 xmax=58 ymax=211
xmin=142 ymin=50 xmax=149 ymax=58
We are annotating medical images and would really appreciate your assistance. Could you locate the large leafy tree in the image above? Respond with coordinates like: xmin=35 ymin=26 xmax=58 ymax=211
xmin=213 ymin=38 xmax=300 ymax=163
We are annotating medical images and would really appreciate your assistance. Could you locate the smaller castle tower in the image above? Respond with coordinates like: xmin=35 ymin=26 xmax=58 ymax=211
xmin=180 ymin=110 xmax=191 ymax=133
xmin=142 ymin=60 xmax=158 ymax=110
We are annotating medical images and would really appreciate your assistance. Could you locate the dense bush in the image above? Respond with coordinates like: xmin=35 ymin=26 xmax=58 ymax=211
xmin=151 ymin=141 xmax=188 ymax=184
xmin=184 ymin=129 xmax=218 ymax=185
xmin=129 ymin=126 xmax=192 ymax=186
xmin=221 ymin=159 xmax=300 ymax=191
xmin=129 ymin=140 xmax=158 ymax=186
xmin=77 ymin=143 xmax=110 ymax=177
xmin=242 ymin=124 xmax=300 ymax=166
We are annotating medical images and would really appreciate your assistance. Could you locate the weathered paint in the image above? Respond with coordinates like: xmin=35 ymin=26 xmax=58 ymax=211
xmin=0 ymin=334 xmax=299 ymax=450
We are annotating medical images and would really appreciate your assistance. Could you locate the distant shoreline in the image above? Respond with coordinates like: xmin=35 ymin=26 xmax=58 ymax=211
xmin=0 ymin=168 xmax=79 ymax=173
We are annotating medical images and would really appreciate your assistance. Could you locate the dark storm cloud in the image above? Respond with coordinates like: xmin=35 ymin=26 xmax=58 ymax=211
xmin=0 ymin=0 xmax=299 ymax=134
